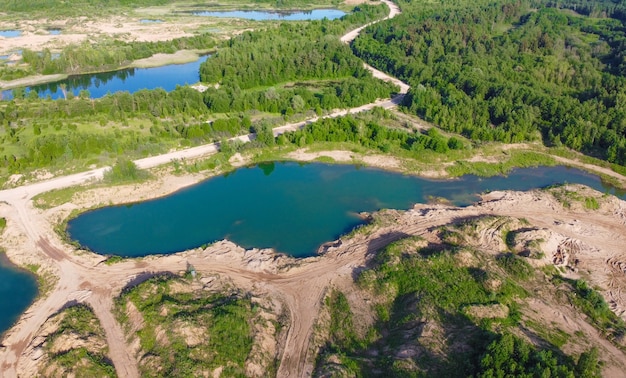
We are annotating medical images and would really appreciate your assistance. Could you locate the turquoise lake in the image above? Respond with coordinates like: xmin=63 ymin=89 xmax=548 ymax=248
xmin=0 ymin=256 xmax=38 ymax=337
xmin=66 ymin=162 xmax=624 ymax=258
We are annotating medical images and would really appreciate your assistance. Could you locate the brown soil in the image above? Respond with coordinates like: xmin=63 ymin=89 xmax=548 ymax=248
xmin=3 ymin=175 xmax=626 ymax=377
xmin=1 ymin=2 xmax=626 ymax=377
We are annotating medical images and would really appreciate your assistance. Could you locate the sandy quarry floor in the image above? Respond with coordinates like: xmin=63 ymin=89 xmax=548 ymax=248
xmin=1 ymin=2 xmax=626 ymax=376
xmin=0 ymin=11 xmax=242 ymax=57
xmin=0 ymin=3 xmax=405 ymax=377
xmin=0 ymin=0 xmax=379 ymax=57
xmin=2 ymin=170 xmax=626 ymax=377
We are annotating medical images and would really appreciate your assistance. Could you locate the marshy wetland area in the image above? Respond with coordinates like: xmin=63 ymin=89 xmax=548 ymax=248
xmin=2 ymin=0 xmax=626 ymax=377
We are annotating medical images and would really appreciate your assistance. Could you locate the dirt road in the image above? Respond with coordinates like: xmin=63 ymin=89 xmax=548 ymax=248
xmin=0 ymin=2 xmax=408 ymax=377
xmin=4 ymin=0 xmax=625 ymax=375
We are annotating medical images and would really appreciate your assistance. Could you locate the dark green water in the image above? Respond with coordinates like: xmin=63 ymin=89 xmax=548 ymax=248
xmin=67 ymin=162 xmax=625 ymax=258
xmin=0 ymin=255 xmax=38 ymax=336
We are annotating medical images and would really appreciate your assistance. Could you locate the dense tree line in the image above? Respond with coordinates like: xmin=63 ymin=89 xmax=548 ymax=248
xmin=202 ymin=75 xmax=395 ymax=115
xmin=0 ymin=86 xmax=245 ymax=173
xmin=1 ymin=86 xmax=208 ymax=122
xmin=198 ymin=4 xmax=394 ymax=116
xmin=199 ymin=4 xmax=387 ymax=88
xmin=478 ymin=334 xmax=600 ymax=377
xmin=201 ymin=30 xmax=361 ymax=89
xmin=0 ymin=3 xmax=391 ymax=176
xmin=546 ymin=0 xmax=626 ymax=21
xmin=352 ymin=0 xmax=626 ymax=166
xmin=279 ymin=112 xmax=464 ymax=155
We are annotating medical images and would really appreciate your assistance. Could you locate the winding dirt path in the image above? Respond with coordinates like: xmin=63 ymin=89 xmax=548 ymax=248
xmin=2 ymin=1 xmax=625 ymax=377
xmin=0 ymin=2 xmax=407 ymax=377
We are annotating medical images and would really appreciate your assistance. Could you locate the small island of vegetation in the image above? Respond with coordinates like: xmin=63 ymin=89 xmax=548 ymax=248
xmin=1 ymin=0 xmax=626 ymax=377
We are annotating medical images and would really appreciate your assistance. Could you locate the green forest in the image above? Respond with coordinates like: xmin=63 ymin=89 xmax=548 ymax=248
xmin=5 ymin=0 xmax=626 ymax=176
xmin=352 ymin=0 xmax=626 ymax=166
xmin=3 ymin=0 xmax=626 ymax=375
xmin=199 ymin=5 xmax=394 ymax=113
xmin=0 ymin=4 xmax=395 ymax=177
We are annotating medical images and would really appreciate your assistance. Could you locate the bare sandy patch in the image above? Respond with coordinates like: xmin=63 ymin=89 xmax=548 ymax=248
xmin=69 ymin=172 xmax=205 ymax=209
xmin=286 ymin=149 xmax=403 ymax=170
xmin=362 ymin=154 xmax=401 ymax=169
xmin=416 ymin=168 xmax=449 ymax=178
xmin=174 ymin=322 xmax=206 ymax=347
xmin=286 ymin=149 xmax=355 ymax=163
xmin=344 ymin=0 xmax=375 ymax=5
xmin=0 ymin=12 xmax=237 ymax=60
xmin=465 ymin=303 xmax=509 ymax=319
xmin=131 ymin=50 xmax=202 ymax=68
xmin=229 ymin=152 xmax=252 ymax=167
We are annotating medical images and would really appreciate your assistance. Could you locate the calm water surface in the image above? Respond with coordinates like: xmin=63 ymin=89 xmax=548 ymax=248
xmin=1 ymin=55 xmax=209 ymax=100
xmin=0 ymin=256 xmax=38 ymax=336
xmin=67 ymin=163 xmax=624 ymax=258
xmin=0 ymin=30 xmax=21 ymax=37
xmin=192 ymin=9 xmax=346 ymax=20
xmin=4 ymin=163 xmax=621 ymax=336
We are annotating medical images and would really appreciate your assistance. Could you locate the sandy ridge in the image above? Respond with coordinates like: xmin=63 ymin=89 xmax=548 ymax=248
xmin=0 ymin=2 xmax=407 ymax=377
xmin=2 ymin=1 xmax=626 ymax=377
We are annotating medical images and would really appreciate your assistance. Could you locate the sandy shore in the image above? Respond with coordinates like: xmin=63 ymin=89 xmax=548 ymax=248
xmin=0 ymin=3 xmax=409 ymax=376
xmin=130 ymin=49 xmax=206 ymax=68
xmin=0 ymin=15 xmax=213 ymax=57
xmin=2 ymin=2 xmax=626 ymax=376
xmin=3 ymin=167 xmax=626 ymax=376
xmin=0 ymin=74 xmax=67 ymax=91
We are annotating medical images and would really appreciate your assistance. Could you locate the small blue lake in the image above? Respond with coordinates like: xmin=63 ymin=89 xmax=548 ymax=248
xmin=0 ymin=256 xmax=38 ymax=337
xmin=1 ymin=55 xmax=209 ymax=100
xmin=192 ymin=9 xmax=346 ymax=20
xmin=67 ymin=163 xmax=625 ymax=259
xmin=48 ymin=29 xmax=62 ymax=35
xmin=0 ymin=30 xmax=21 ymax=38
xmin=139 ymin=19 xmax=163 ymax=23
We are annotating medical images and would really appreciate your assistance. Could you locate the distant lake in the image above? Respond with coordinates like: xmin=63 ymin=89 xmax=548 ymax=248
xmin=0 ymin=30 xmax=21 ymax=38
xmin=191 ymin=9 xmax=346 ymax=20
xmin=67 ymin=163 xmax=625 ymax=259
xmin=1 ymin=55 xmax=210 ymax=100
xmin=0 ymin=256 xmax=38 ymax=337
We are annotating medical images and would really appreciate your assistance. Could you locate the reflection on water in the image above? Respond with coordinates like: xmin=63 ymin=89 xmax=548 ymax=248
xmin=67 ymin=163 xmax=625 ymax=259
xmin=191 ymin=9 xmax=346 ymax=20
xmin=0 ymin=255 xmax=38 ymax=336
xmin=0 ymin=30 xmax=21 ymax=37
xmin=1 ymin=55 xmax=210 ymax=100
